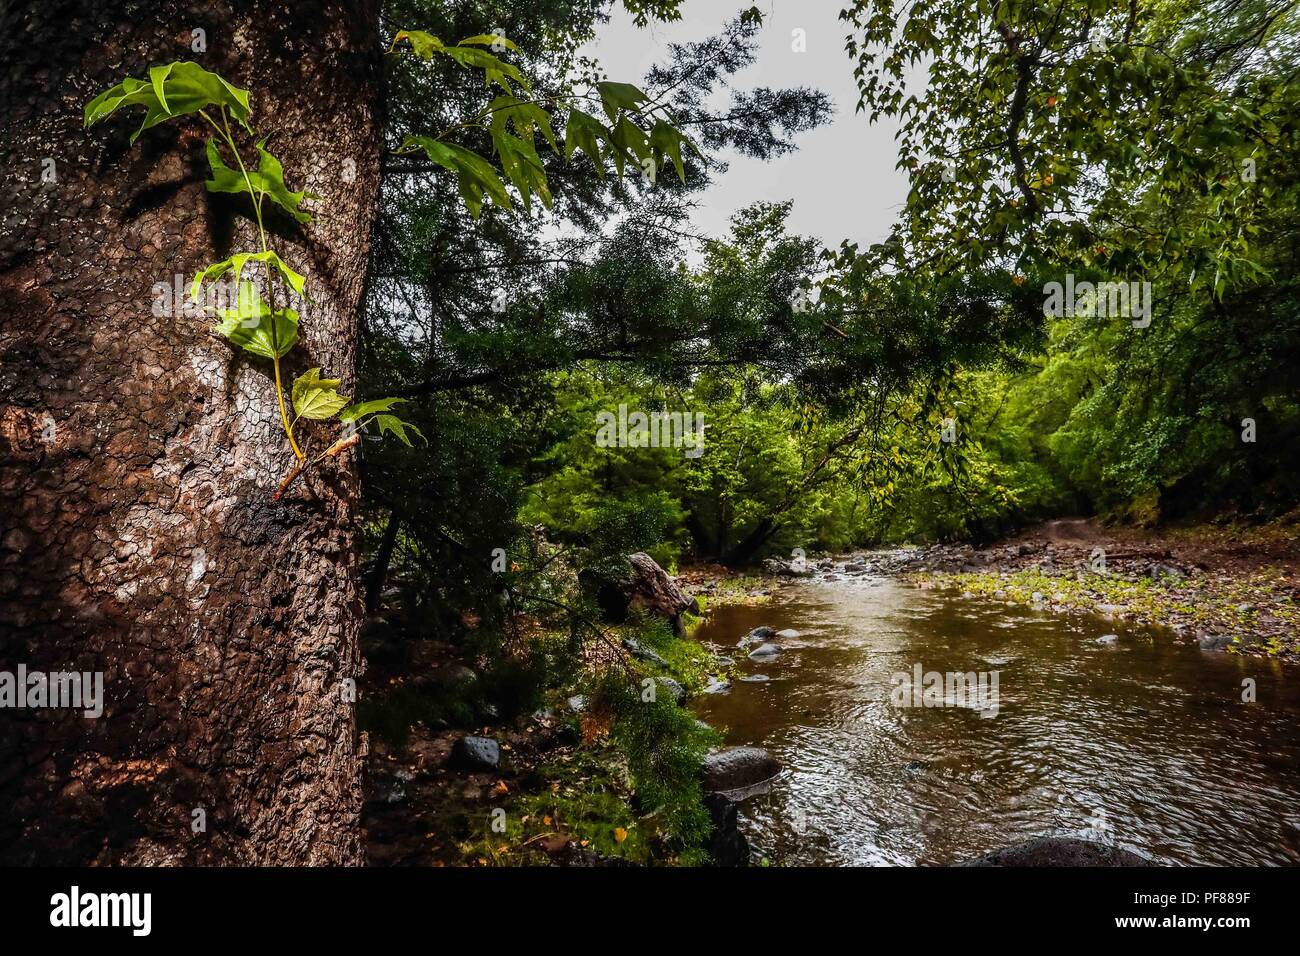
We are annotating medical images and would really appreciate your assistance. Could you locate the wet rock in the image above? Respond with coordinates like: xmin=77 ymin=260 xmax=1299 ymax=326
xmin=775 ymin=628 xmax=801 ymax=639
xmin=737 ymin=626 xmax=775 ymax=649
xmin=702 ymin=676 xmax=732 ymax=695
xmin=1095 ymin=634 xmax=1119 ymax=645
xmin=762 ymin=557 xmax=814 ymax=577
xmin=449 ymin=735 xmax=500 ymax=772
xmin=1197 ymin=633 xmax=1233 ymax=652
xmin=961 ymin=836 xmax=1154 ymax=867
xmin=701 ymin=746 xmax=781 ymax=794
xmin=747 ymin=642 xmax=782 ymax=660
xmin=715 ymin=655 xmax=736 ymax=667
xmin=622 ymin=636 xmax=669 ymax=668
xmin=738 ymin=674 xmax=769 ymax=682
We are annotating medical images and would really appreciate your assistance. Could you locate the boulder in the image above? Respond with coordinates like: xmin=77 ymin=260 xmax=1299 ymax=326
xmin=449 ymin=735 xmax=500 ymax=772
xmin=1095 ymin=634 xmax=1119 ymax=645
xmin=747 ymin=642 xmax=782 ymax=660
xmin=762 ymin=557 xmax=814 ymax=577
xmin=775 ymin=628 xmax=801 ymax=640
xmin=700 ymin=746 xmax=781 ymax=794
xmin=961 ymin=836 xmax=1154 ymax=867
xmin=581 ymin=552 xmax=699 ymax=635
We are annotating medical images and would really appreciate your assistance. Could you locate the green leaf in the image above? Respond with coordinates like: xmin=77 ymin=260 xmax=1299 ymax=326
xmin=339 ymin=396 xmax=408 ymax=422
xmin=491 ymin=129 xmax=551 ymax=211
xmin=459 ymin=34 xmax=521 ymax=52
xmin=596 ymin=81 xmax=648 ymax=121
xmin=392 ymin=30 xmax=446 ymax=59
xmin=213 ymin=285 xmax=299 ymax=359
xmin=373 ymin=414 xmax=426 ymax=447
xmin=485 ymin=95 xmax=558 ymax=153
xmin=609 ymin=116 xmax=650 ymax=176
xmin=399 ymin=135 xmax=512 ymax=218
xmin=85 ymin=61 xmax=251 ymax=143
xmin=444 ymin=45 xmax=529 ymax=94
xmin=205 ymin=140 xmax=318 ymax=223
xmin=650 ymin=121 xmax=694 ymax=182
xmin=291 ymin=367 xmax=349 ymax=421
xmin=191 ymin=250 xmax=307 ymax=302
xmin=564 ymin=109 xmax=607 ymax=176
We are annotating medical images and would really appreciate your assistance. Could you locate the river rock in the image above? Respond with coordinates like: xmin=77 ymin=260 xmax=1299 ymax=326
xmin=702 ymin=676 xmax=732 ymax=695
xmin=656 ymin=676 xmax=687 ymax=705
xmin=775 ymin=628 xmax=801 ymax=639
xmin=1197 ymin=632 xmax=1233 ymax=651
xmin=737 ymin=626 xmax=775 ymax=648
xmin=762 ymin=557 xmax=814 ymax=577
xmin=701 ymin=746 xmax=781 ymax=794
xmin=1095 ymin=634 xmax=1119 ymax=645
xmin=747 ymin=642 xmax=781 ymax=660
xmin=961 ymin=836 xmax=1154 ymax=867
xmin=622 ymin=636 xmax=669 ymax=668
xmin=449 ymin=735 xmax=500 ymax=772
xmin=581 ymin=552 xmax=700 ymax=635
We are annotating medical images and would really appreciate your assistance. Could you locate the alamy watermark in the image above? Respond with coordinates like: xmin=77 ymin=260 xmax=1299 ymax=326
xmin=595 ymin=403 xmax=705 ymax=458
xmin=1043 ymin=274 xmax=1152 ymax=328
xmin=1 ymin=665 xmax=103 ymax=718
xmin=890 ymin=663 xmax=1000 ymax=718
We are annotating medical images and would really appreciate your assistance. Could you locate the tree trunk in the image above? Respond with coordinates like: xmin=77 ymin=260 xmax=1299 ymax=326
xmin=0 ymin=0 xmax=383 ymax=864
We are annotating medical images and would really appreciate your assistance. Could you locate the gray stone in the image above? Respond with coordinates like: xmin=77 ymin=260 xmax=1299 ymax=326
xmin=747 ymin=642 xmax=782 ymax=660
xmin=449 ymin=735 xmax=500 ymax=772
xmin=700 ymin=746 xmax=781 ymax=794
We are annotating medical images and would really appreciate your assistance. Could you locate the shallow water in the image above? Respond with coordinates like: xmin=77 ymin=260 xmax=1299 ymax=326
xmin=690 ymin=574 xmax=1300 ymax=866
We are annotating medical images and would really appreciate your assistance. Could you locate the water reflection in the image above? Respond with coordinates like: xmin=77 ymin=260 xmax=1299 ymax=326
xmin=691 ymin=576 xmax=1300 ymax=865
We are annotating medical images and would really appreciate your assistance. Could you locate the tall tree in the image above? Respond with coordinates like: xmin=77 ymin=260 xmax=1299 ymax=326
xmin=0 ymin=0 xmax=384 ymax=864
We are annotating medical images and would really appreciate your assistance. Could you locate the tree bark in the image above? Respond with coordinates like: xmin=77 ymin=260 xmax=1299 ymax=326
xmin=0 ymin=0 xmax=383 ymax=864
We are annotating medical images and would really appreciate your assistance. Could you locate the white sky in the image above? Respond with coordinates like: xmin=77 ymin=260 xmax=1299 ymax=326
xmin=583 ymin=0 xmax=909 ymax=250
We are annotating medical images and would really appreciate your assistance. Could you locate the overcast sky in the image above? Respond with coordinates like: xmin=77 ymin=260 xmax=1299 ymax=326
xmin=583 ymin=0 xmax=909 ymax=251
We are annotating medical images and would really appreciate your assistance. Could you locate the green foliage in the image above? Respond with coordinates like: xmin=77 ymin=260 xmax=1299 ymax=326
xmin=204 ymin=139 xmax=318 ymax=224
xmin=84 ymin=61 xmax=250 ymax=142
xmin=291 ymin=368 xmax=349 ymax=421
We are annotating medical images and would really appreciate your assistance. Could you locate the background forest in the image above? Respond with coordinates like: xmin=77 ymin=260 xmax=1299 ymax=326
xmin=346 ymin=0 xmax=1300 ymax=863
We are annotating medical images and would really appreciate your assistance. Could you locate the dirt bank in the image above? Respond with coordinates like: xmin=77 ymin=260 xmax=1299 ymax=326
xmin=892 ymin=517 xmax=1300 ymax=659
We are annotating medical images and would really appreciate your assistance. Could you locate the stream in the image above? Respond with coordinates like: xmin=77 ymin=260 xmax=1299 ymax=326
xmin=690 ymin=573 xmax=1300 ymax=866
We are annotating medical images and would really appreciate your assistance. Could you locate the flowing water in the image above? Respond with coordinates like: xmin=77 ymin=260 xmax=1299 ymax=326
xmin=690 ymin=573 xmax=1300 ymax=866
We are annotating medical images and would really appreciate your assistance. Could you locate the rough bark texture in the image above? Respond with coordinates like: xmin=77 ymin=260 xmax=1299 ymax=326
xmin=0 ymin=0 xmax=383 ymax=864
